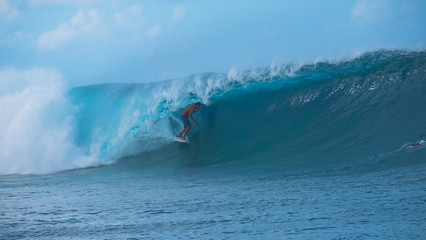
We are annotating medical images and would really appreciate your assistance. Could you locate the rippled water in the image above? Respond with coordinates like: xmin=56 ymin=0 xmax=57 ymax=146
xmin=2 ymin=158 xmax=425 ymax=239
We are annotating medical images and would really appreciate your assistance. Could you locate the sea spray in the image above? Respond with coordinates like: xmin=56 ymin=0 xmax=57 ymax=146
xmin=0 ymin=68 xmax=99 ymax=174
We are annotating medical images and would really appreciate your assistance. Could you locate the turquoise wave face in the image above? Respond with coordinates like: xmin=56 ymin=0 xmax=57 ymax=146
xmin=67 ymin=50 xmax=426 ymax=170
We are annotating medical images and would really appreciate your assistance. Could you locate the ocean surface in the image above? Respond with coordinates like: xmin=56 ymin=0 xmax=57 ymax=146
xmin=1 ymin=50 xmax=426 ymax=239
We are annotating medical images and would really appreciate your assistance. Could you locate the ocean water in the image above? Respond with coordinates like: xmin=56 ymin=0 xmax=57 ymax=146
xmin=1 ymin=50 xmax=426 ymax=239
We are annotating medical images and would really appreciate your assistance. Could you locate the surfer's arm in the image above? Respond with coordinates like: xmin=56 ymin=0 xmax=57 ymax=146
xmin=189 ymin=111 xmax=197 ymax=125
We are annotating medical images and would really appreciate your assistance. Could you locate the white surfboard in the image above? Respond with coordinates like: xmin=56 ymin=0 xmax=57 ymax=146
xmin=175 ymin=136 xmax=190 ymax=143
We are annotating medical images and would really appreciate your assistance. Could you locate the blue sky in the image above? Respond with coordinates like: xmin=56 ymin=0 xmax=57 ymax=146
xmin=0 ymin=0 xmax=425 ymax=86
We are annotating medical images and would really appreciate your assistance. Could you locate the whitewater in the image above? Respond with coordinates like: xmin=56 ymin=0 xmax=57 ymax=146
xmin=1 ymin=50 xmax=426 ymax=239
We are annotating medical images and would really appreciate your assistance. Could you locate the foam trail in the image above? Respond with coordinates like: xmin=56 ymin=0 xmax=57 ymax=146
xmin=0 ymin=68 xmax=99 ymax=174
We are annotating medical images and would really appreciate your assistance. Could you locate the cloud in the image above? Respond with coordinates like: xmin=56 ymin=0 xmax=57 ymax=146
xmin=146 ymin=25 xmax=162 ymax=38
xmin=27 ymin=0 xmax=114 ymax=7
xmin=0 ymin=31 xmax=33 ymax=47
xmin=28 ymin=0 xmax=72 ymax=5
xmin=172 ymin=5 xmax=185 ymax=22
xmin=0 ymin=0 xmax=19 ymax=21
xmin=113 ymin=4 xmax=145 ymax=29
xmin=35 ymin=3 xmax=182 ymax=49
xmin=351 ymin=0 xmax=389 ymax=22
xmin=37 ymin=9 xmax=105 ymax=50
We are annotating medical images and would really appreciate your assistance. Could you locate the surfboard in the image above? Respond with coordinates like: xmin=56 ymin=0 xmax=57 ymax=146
xmin=175 ymin=137 xmax=190 ymax=143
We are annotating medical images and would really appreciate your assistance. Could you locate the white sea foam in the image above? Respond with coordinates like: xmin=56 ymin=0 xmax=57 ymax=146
xmin=0 ymin=67 xmax=99 ymax=175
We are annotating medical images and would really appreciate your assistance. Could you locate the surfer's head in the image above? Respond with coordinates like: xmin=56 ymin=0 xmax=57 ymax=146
xmin=195 ymin=102 xmax=201 ymax=111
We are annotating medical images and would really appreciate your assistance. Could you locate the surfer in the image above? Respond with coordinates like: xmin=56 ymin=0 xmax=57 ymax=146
xmin=401 ymin=140 xmax=425 ymax=151
xmin=177 ymin=102 xmax=201 ymax=141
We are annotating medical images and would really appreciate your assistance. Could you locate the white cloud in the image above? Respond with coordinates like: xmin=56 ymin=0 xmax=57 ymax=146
xmin=37 ymin=9 xmax=105 ymax=50
xmin=0 ymin=31 xmax=33 ymax=47
xmin=146 ymin=25 xmax=162 ymax=38
xmin=172 ymin=5 xmax=185 ymax=22
xmin=28 ymin=0 xmax=70 ymax=5
xmin=351 ymin=0 xmax=389 ymax=22
xmin=27 ymin=0 xmax=114 ymax=7
xmin=113 ymin=4 xmax=145 ymax=29
xmin=0 ymin=0 xmax=19 ymax=21
xmin=35 ymin=4 xmax=179 ymax=49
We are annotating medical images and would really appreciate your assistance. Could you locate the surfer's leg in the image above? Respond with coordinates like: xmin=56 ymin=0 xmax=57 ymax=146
xmin=179 ymin=116 xmax=191 ymax=138
xmin=177 ymin=128 xmax=186 ymax=137
xmin=181 ymin=128 xmax=191 ymax=140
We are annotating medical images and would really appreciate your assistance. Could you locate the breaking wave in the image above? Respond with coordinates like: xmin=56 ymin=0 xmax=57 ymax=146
xmin=1 ymin=50 xmax=425 ymax=174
